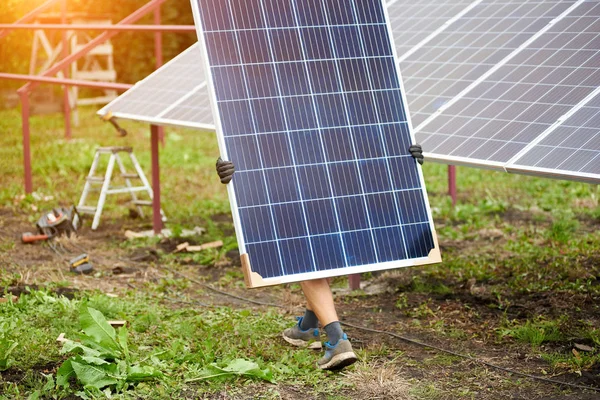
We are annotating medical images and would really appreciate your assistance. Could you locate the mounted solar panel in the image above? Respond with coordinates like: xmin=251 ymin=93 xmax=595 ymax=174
xmin=507 ymin=88 xmax=600 ymax=183
xmin=387 ymin=0 xmax=477 ymax=57
xmin=98 ymin=44 xmax=213 ymax=130
xmin=190 ymin=0 xmax=440 ymax=287
xmin=413 ymin=0 xmax=600 ymax=176
xmin=397 ymin=0 xmax=578 ymax=130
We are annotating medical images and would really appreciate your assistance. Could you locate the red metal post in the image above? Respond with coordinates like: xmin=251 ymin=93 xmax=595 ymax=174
xmin=150 ymin=125 xmax=163 ymax=233
xmin=154 ymin=8 xmax=163 ymax=68
xmin=154 ymin=6 xmax=166 ymax=146
xmin=20 ymin=92 xmax=33 ymax=194
xmin=62 ymin=0 xmax=71 ymax=140
xmin=448 ymin=165 xmax=457 ymax=207
xmin=349 ymin=274 xmax=361 ymax=290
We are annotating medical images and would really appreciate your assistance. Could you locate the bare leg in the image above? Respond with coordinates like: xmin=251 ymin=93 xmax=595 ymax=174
xmin=300 ymin=278 xmax=338 ymax=326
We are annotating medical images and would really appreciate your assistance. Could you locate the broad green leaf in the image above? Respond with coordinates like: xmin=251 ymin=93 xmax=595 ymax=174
xmin=80 ymin=336 xmax=119 ymax=358
xmin=60 ymin=339 xmax=102 ymax=358
xmin=117 ymin=326 xmax=129 ymax=360
xmin=71 ymin=360 xmax=119 ymax=389
xmin=57 ymin=359 xmax=75 ymax=388
xmin=42 ymin=373 xmax=55 ymax=392
xmin=26 ymin=391 xmax=40 ymax=400
xmin=80 ymin=356 xmax=110 ymax=366
xmin=0 ymin=340 xmax=17 ymax=371
xmin=126 ymin=365 xmax=163 ymax=382
xmin=187 ymin=359 xmax=274 ymax=383
xmin=223 ymin=359 xmax=262 ymax=374
xmin=79 ymin=307 xmax=119 ymax=352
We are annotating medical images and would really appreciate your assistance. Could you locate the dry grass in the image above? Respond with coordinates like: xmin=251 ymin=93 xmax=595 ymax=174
xmin=343 ymin=361 xmax=414 ymax=400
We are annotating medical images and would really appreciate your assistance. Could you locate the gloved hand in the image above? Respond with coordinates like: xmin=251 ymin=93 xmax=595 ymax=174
xmin=216 ymin=157 xmax=235 ymax=184
xmin=409 ymin=144 xmax=424 ymax=165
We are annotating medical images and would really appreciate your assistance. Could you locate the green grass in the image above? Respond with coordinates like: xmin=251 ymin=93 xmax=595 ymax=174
xmin=0 ymin=290 xmax=331 ymax=398
xmin=1 ymin=107 xmax=599 ymax=398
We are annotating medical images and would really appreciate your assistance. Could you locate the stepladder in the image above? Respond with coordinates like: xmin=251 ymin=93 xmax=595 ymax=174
xmin=75 ymin=147 xmax=165 ymax=230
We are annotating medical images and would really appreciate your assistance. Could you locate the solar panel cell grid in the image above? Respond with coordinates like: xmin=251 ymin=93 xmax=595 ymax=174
xmin=192 ymin=0 xmax=439 ymax=285
xmin=401 ymin=0 xmax=576 ymax=128
xmin=417 ymin=0 xmax=600 ymax=165
xmin=99 ymin=48 xmax=204 ymax=117
xmin=508 ymin=92 xmax=600 ymax=180
xmin=387 ymin=0 xmax=476 ymax=56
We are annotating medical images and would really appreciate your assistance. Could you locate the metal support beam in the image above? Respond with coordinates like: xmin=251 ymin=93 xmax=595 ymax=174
xmin=154 ymin=6 xmax=166 ymax=147
xmin=20 ymin=92 xmax=33 ymax=194
xmin=150 ymin=125 xmax=163 ymax=233
xmin=0 ymin=0 xmax=61 ymax=39
xmin=0 ymin=24 xmax=196 ymax=32
xmin=349 ymin=274 xmax=361 ymax=290
xmin=17 ymin=0 xmax=171 ymax=95
xmin=61 ymin=0 xmax=71 ymax=140
xmin=448 ymin=165 xmax=457 ymax=207
xmin=0 ymin=73 xmax=132 ymax=90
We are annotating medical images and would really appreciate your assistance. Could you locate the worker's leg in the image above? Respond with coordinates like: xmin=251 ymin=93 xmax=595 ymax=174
xmin=281 ymin=281 xmax=323 ymax=349
xmin=300 ymin=279 xmax=338 ymax=327
xmin=300 ymin=278 xmax=357 ymax=370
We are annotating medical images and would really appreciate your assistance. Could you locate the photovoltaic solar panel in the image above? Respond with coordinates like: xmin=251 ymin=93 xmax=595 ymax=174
xmin=100 ymin=0 xmax=599 ymax=184
xmin=507 ymin=89 xmax=600 ymax=182
xmin=387 ymin=0 xmax=476 ymax=57
xmin=398 ymin=0 xmax=577 ymax=129
xmin=415 ymin=0 xmax=600 ymax=169
xmin=190 ymin=0 xmax=440 ymax=287
xmin=98 ymin=45 xmax=213 ymax=130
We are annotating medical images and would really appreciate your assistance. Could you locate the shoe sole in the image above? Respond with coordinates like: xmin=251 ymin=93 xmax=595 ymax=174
xmin=282 ymin=333 xmax=322 ymax=349
xmin=318 ymin=351 xmax=358 ymax=371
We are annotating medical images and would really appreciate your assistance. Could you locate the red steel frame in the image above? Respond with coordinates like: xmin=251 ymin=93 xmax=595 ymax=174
xmin=1 ymin=0 xmax=196 ymax=233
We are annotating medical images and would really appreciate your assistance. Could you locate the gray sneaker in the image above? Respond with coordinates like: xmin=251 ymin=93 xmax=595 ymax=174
xmin=282 ymin=317 xmax=322 ymax=350
xmin=317 ymin=334 xmax=357 ymax=370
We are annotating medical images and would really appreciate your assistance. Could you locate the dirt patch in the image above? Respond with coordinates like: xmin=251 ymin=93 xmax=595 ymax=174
xmin=0 ymin=361 xmax=59 ymax=384
xmin=6 ymin=285 xmax=79 ymax=299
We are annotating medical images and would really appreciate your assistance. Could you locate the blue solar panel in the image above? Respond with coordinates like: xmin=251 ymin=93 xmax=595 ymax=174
xmin=191 ymin=0 xmax=440 ymax=286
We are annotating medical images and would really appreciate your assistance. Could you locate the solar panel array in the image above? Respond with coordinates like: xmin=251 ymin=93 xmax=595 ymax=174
xmin=414 ymin=0 xmax=600 ymax=168
xmin=190 ymin=0 xmax=440 ymax=286
xmin=100 ymin=0 xmax=600 ymax=184
xmin=400 ymin=0 xmax=577 ymax=128
xmin=98 ymin=44 xmax=213 ymax=130
xmin=508 ymin=88 xmax=600 ymax=182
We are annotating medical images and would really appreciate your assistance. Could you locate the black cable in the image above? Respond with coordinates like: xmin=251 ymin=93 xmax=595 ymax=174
xmin=165 ymin=267 xmax=600 ymax=393
xmin=163 ymin=267 xmax=283 ymax=308
xmin=341 ymin=321 xmax=600 ymax=393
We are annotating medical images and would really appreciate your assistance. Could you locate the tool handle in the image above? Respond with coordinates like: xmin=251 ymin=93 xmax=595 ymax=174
xmin=108 ymin=117 xmax=127 ymax=137
xmin=21 ymin=233 xmax=49 ymax=243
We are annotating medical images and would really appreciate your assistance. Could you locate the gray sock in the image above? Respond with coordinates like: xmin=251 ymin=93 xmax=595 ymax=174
xmin=324 ymin=321 xmax=344 ymax=345
xmin=299 ymin=309 xmax=319 ymax=330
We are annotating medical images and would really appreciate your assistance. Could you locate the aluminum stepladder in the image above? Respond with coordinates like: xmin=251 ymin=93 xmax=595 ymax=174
xmin=75 ymin=147 xmax=165 ymax=230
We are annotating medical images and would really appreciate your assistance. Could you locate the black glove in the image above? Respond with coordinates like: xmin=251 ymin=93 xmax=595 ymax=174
xmin=409 ymin=144 xmax=424 ymax=165
xmin=216 ymin=157 xmax=235 ymax=184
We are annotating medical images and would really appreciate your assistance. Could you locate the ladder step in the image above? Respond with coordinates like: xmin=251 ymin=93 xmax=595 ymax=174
xmin=77 ymin=206 xmax=97 ymax=214
xmin=97 ymin=147 xmax=133 ymax=154
xmin=106 ymin=187 xmax=148 ymax=194
xmin=87 ymin=176 xmax=105 ymax=183
xmin=121 ymin=173 xmax=140 ymax=179
xmin=132 ymin=200 xmax=153 ymax=206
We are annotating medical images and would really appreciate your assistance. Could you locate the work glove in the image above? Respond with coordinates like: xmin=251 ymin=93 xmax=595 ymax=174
xmin=409 ymin=144 xmax=424 ymax=165
xmin=216 ymin=157 xmax=235 ymax=184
